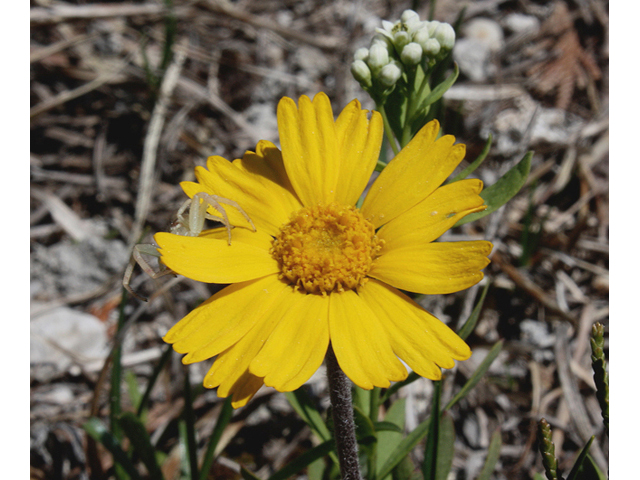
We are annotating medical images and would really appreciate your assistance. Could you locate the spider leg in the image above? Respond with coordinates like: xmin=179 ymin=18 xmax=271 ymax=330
xmin=209 ymin=195 xmax=257 ymax=233
xmin=193 ymin=192 xmax=234 ymax=244
xmin=122 ymin=244 xmax=174 ymax=302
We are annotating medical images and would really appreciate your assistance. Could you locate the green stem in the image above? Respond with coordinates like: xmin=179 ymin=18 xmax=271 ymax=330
xmin=377 ymin=104 xmax=400 ymax=156
xmin=326 ymin=344 xmax=362 ymax=480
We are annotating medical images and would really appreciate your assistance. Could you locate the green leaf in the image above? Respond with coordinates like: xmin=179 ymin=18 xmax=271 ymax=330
xmin=241 ymin=466 xmax=262 ymax=480
xmin=455 ymin=151 xmax=532 ymax=227
xmin=352 ymin=384 xmax=372 ymax=417
xmin=374 ymin=421 xmax=405 ymax=434
xmin=285 ymin=389 xmax=332 ymax=442
xmin=354 ymin=405 xmax=378 ymax=445
xmin=477 ymin=429 xmax=502 ymax=480
xmin=413 ymin=64 xmax=459 ymax=125
xmin=125 ymin=370 xmax=143 ymax=414
xmin=118 ymin=412 xmax=164 ymax=480
xmin=566 ymin=437 xmax=600 ymax=480
xmin=423 ymin=381 xmax=442 ymax=480
xmin=448 ymin=134 xmax=492 ymax=184
xmin=198 ymin=397 xmax=234 ymax=480
xmin=285 ymin=388 xmax=339 ymax=465
xmin=444 ymin=340 xmax=503 ymax=411
xmin=380 ymin=372 xmax=421 ymax=404
xmin=268 ymin=440 xmax=336 ymax=480
xmin=434 ymin=412 xmax=455 ymax=480
xmin=83 ymin=417 xmax=142 ymax=480
xmin=378 ymin=416 xmax=432 ymax=480
xmin=376 ymin=399 xmax=406 ymax=480
xmin=457 ymin=281 xmax=491 ymax=341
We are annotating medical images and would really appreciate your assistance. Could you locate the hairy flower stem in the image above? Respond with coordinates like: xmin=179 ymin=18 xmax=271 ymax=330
xmin=326 ymin=344 xmax=362 ymax=480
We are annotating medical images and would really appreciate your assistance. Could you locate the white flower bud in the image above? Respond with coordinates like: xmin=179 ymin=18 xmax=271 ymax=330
xmin=401 ymin=9 xmax=419 ymax=24
xmin=393 ymin=30 xmax=411 ymax=51
xmin=422 ymin=38 xmax=441 ymax=57
xmin=378 ymin=63 xmax=402 ymax=87
xmin=434 ymin=23 xmax=455 ymax=50
xmin=425 ymin=20 xmax=440 ymax=37
xmin=401 ymin=42 xmax=423 ymax=66
xmin=354 ymin=47 xmax=369 ymax=62
xmin=414 ymin=27 xmax=431 ymax=46
xmin=351 ymin=60 xmax=372 ymax=87
xmin=401 ymin=10 xmax=421 ymax=32
xmin=367 ymin=43 xmax=389 ymax=71
xmin=371 ymin=33 xmax=391 ymax=48
xmin=382 ymin=20 xmax=394 ymax=33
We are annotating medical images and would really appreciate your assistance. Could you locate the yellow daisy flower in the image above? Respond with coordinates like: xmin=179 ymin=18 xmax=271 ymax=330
xmin=155 ymin=93 xmax=492 ymax=408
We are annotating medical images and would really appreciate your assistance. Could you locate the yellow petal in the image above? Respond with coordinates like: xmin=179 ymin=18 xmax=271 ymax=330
xmin=165 ymin=275 xmax=289 ymax=364
xmin=250 ymin=289 xmax=329 ymax=391
xmin=358 ymin=279 xmax=471 ymax=379
xmin=378 ymin=179 xmax=486 ymax=250
xmin=225 ymin=371 xmax=265 ymax=408
xmin=203 ymin=289 xmax=291 ymax=395
xmin=329 ymin=290 xmax=407 ymax=389
xmin=277 ymin=93 xmax=340 ymax=206
xmin=155 ymin=228 xmax=278 ymax=284
xmin=370 ymin=241 xmax=492 ymax=295
xmin=333 ymin=99 xmax=384 ymax=206
xmin=182 ymin=143 xmax=301 ymax=236
xmin=361 ymin=120 xmax=466 ymax=228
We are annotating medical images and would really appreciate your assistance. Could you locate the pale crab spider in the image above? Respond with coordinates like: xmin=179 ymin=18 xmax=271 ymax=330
xmin=123 ymin=192 xmax=255 ymax=301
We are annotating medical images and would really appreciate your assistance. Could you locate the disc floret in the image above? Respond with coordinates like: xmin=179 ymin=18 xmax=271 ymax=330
xmin=271 ymin=203 xmax=383 ymax=295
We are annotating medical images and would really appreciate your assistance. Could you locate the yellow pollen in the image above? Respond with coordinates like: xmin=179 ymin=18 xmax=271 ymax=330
xmin=270 ymin=203 xmax=383 ymax=294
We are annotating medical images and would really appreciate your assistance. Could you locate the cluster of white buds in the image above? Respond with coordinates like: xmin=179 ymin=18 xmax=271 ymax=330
xmin=351 ymin=9 xmax=456 ymax=95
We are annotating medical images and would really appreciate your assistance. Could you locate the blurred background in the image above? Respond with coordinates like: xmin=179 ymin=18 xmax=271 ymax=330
xmin=30 ymin=1 xmax=608 ymax=479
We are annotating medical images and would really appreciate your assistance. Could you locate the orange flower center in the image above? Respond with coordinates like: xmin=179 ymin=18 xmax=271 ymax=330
xmin=270 ymin=203 xmax=383 ymax=295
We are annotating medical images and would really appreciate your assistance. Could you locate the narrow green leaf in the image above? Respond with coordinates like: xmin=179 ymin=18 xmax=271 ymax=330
xmin=241 ymin=466 xmax=262 ymax=480
xmin=182 ymin=368 xmax=198 ymax=480
xmin=434 ymin=412 xmax=455 ymax=480
xmin=198 ymin=397 xmax=234 ymax=480
xmin=455 ymin=151 xmax=532 ymax=227
xmin=285 ymin=389 xmax=331 ymax=442
xmin=111 ymin=289 xmax=130 ymax=480
xmin=566 ymin=436 xmax=596 ymax=480
xmin=352 ymin=384 xmax=372 ymax=417
xmin=83 ymin=417 xmax=142 ymax=480
xmin=477 ymin=429 xmax=502 ymax=480
xmin=137 ymin=344 xmax=173 ymax=417
xmin=457 ymin=281 xmax=491 ymax=341
xmin=378 ymin=416 xmax=432 ymax=480
xmin=268 ymin=440 xmax=335 ymax=480
xmin=285 ymin=388 xmax=339 ymax=465
xmin=449 ymin=134 xmax=492 ymax=184
xmin=125 ymin=370 xmax=143 ymax=414
xmin=444 ymin=341 xmax=503 ymax=411
xmin=422 ymin=381 xmax=442 ymax=480
xmin=118 ymin=412 xmax=164 ymax=480
xmin=374 ymin=421 xmax=404 ymax=434
xmin=306 ymin=456 xmax=326 ymax=480
xmin=376 ymin=399 xmax=406 ymax=480
xmin=380 ymin=372 xmax=421 ymax=404
xmin=414 ymin=64 xmax=459 ymax=120
xmin=354 ymin=405 xmax=377 ymax=445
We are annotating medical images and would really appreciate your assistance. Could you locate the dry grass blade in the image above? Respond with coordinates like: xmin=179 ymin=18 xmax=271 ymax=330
xmin=130 ymin=41 xmax=187 ymax=246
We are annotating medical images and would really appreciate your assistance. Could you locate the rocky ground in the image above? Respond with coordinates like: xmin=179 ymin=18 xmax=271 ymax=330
xmin=30 ymin=1 xmax=609 ymax=479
